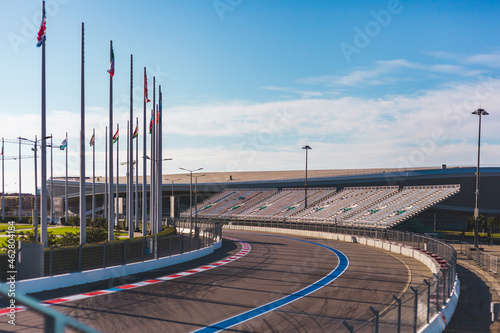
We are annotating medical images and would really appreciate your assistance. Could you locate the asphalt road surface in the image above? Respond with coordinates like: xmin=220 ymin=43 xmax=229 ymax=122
xmin=0 ymin=230 xmax=432 ymax=332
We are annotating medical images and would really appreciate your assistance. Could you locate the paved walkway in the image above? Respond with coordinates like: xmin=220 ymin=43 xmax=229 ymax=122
xmin=445 ymin=244 xmax=500 ymax=333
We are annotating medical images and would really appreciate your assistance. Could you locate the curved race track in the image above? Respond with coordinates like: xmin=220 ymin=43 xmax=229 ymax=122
xmin=1 ymin=230 xmax=432 ymax=332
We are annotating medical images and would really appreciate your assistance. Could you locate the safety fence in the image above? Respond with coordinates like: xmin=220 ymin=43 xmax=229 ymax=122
xmin=10 ymin=222 xmax=221 ymax=280
xmin=456 ymin=241 xmax=499 ymax=274
xmin=213 ymin=218 xmax=457 ymax=332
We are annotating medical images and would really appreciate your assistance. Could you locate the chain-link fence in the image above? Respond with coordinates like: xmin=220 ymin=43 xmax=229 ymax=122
xmin=211 ymin=218 xmax=456 ymax=332
xmin=14 ymin=222 xmax=222 ymax=279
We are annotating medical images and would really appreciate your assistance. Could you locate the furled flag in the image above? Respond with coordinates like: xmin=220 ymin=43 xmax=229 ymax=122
xmin=60 ymin=138 xmax=67 ymax=150
xmin=36 ymin=1 xmax=46 ymax=47
xmin=1 ymin=141 xmax=3 ymax=156
xmin=112 ymin=128 xmax=119 ymax=144
xmin=89 ymin=134 xmax=95 ymax=147
xmin=149 ymin=115 xmax=153 ymax=134
xmin=144 ymin=73 xmax=151 ymax=103
xmin=108 ymin=47 xmax=115 ymax=77
xmin=132 ymin=124 xmax=139 ymax=139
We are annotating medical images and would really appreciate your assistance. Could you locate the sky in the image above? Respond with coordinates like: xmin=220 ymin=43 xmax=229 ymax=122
xmin=1 ymin=0 xmax=500 ymax=194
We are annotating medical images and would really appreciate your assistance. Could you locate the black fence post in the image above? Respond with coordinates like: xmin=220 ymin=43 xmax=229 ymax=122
xmin=342 ymin=321 xmax=354 ymax=333
xmin=411 ymin=286 xmax=418 ymax=333
xmin=393 ymin=295 xmax=401 ymax=333
xmin=369 ymin=306 xmax=379 ymax=333
xmin=424 ymin=279 xmax=431 ymax=323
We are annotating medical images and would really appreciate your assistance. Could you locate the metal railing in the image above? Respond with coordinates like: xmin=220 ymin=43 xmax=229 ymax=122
xmin=216 ymin=218 xmax=457 ymax=332
xmin=9 ymin=223 xmax=222 ymax=280
xmin=456 ymin=241 xmax=499 ymax=274
xmin=0 ymin=283 xmax=100 ymax=333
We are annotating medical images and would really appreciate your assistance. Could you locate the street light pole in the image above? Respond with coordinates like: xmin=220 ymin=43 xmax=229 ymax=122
xmin=179 ymin=167 xmax=203 ymax=237
xmin=193 ymin=174 xmax=206 ymax=239
xmin=472 ymin=108 xmax=489 ymax=249
xmin=302 ymin=145 xmax=312 ymax=209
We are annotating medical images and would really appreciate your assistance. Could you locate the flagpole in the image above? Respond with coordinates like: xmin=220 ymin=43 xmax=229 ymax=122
xmin=150 ymin=107 xmax=155 ymax=235
xmin=104 ymin=126 xmax=108 ymax=223
xmin=34 ymin=135 xmax=38 ymax=244
xmin=158 ymin=86 xmax=163 ymax=234
xmin=1 ymin=137 xmax=4 ymax=222
xmin=50 ymin=135 xmax=53 ymax=224
xmin=150 ymin=77 xmax=156 ymax=235
xmin=127 ymin=120 xmax=131 ymax=238
xmin=92 ymin=128 xmax=95 ymax=221
xmin=116 ymin=123 xmax=119 ymax=228
xmin=65 ymin=132 xmax=68 ymax=225
xmin=128 ymin=54 xmax=134 ymax=239
xmin=108 ymin=40 xmax=114 ymax=241
xmin=135 ymin=117 xmax=139 ymax=231
xmin=40 ymin=0 xmax=48 ymax=247
xmin=142 ymin=68 xmax=147 ymax=236
xmin=18 ymin=138 xmax=21 ymax=222
xmin=155 ymin=104 xmax=159 ymax=233
xmin=79 ymin=22 xmax=86 ymax=245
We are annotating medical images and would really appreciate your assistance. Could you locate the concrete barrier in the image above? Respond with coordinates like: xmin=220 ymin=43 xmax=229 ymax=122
xmin=16 ymin=239 xmax=222 ymax=295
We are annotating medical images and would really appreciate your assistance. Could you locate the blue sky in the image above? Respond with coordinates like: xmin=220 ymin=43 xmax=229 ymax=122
xmin=1 ymin=0 xmax=500 ymax=194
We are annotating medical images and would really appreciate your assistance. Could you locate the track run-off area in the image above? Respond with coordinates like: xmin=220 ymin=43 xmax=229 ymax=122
xmin=0 ymin=230 xmax=433 ymax=332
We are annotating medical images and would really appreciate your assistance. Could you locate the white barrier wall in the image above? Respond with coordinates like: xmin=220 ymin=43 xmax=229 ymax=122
xmin=224 ymin=225 xmax=458 ymax=332
xmin=16 ymin=239 xmax=222 ymax=295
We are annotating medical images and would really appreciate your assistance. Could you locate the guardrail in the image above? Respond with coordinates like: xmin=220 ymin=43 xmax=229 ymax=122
xmin=0 ymin=283 xmax=100 ymax=333
xmin=214 ymin=218 xmax=457 ymax=332
xmin=456 ymin=241 xmax=499 ymax=274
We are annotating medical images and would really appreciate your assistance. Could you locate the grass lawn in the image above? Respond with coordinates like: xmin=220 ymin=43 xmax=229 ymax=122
xmin=0 ymin=223 xmax=36 ymax=230
xmin=437 ymin=230 xmax=500 ymax=239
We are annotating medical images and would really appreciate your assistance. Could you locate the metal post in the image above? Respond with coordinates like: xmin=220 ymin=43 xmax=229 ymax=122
xmin=302 ymin=145 xmax=311 ymax=208
xmin=104 ymin=127 xmax=107 ymax=223
xmin=342 ymin=321 xmax=354 ymax=333
xmin=433 ymin=273 xmax=440 ymax=312
xmin=129 ymin=54 xmax=134 ymax=238
xmin=108 ymin=40 xmax=114 ymax=241
xmin=424 ymin=279 xmax=431 ymax=323
xmin=1 ymin=137 xmax=4 ymax=221
xmin=50 ymin=135 xmax=53 ymax=224
xmin=40 ymin=0 xmax=49 ymax=247
xmin=33 ymin=136 xmax=38 ymax=244
xmin=65 ymin=132 xmax=68 ymax=225
xmin=411 ymin=286 xmax=418 ymax=333
xmin=369 ymin=306 xmax=379 ymax=333
xmin=116 ymin=124 xmax=119 ymax=229
xmin=79 ymin=22 xmax=86 ymax=245
xmin=135 ymin=117 xmax=139 ymax=231
xmin=142 ymin=68 xmax=148 ymax=236
xmin=472 ymin=108 xmax=488 ymax=248
xmin=18 ymin=138 xmax=21 ymax=222
xmin=393 ymin=295 xmax=402 ymax=333
xmin=91 ymin=128 xmax=95 ymax=221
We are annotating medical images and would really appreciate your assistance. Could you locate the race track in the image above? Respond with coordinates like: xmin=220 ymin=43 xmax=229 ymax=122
xmin=1 ymin=230 xmax=433 ymax=332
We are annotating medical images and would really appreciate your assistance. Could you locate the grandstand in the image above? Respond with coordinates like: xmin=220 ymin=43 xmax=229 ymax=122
xmin=182 ymin=185 xmax=460 ymax=229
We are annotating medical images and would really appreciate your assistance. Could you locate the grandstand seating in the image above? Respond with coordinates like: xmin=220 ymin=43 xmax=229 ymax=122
xmin=180 ymin=185 xmax=460 ymax=229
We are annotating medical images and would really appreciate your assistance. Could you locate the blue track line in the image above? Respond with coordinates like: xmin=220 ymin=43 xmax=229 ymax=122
xmin=192 ymin=236 xmax=349 ymax=333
